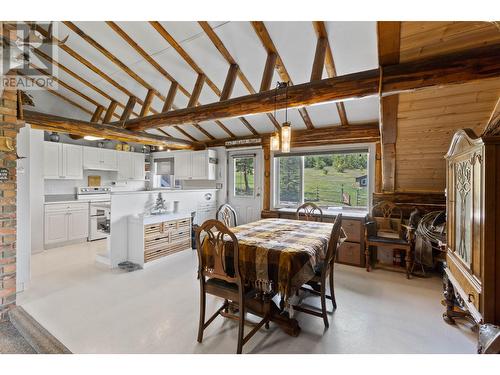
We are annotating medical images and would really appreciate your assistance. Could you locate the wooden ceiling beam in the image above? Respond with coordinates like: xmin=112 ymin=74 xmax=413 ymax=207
xmin=103 ymin=100 xmax=119 ymax=123
xmin=312 ymin=21 xmax=348 ymax=126
xmin=198 ymin=21 xmax=278 ymax=133
xmin=220 ymin=64 xmax=239 ymax=101
xmin=377 ymin=21 xmax=401 ymax=193
xmin=120 ymin=96 xmax=137 ymax=122
xmin=32 ymin=23 xmax=148 ymax=117
xmin=206 ymin=122 xmax=380 ymax=147
xmin=91 ymin=105 xmax=105 ymax=123
xmin=188 ymin=74 xmax=206 ymax=108
xmin=151 ymin=21 xmax=252 ymax=138
xmin=310 ymin=37 xmax=327 ymax=81
xmin=123 ymin=43 xmax=500 ymax=131
xmin=33 ymin=49 xmax=138 ymax=118
xmin=260 ymin=52 xmax=277 ymax=92
xmin=140 ymin=89 xmax=156 ymax=117
xmin=24 ymin=110 xmax=193 ymax=149
xmin=251 ymin=21 xmax=315 ymax=130
xmin=162 ymin=82 xmax=179 ymax=112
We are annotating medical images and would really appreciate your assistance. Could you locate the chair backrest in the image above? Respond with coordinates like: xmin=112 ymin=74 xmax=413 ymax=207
xmin=371 ymin=201 xmax=403 ymax=233
xmin=324 ymin=214 xmax=343 ymax=267
xmin=195 ymin=219 xmax=240 ymax=284
xmin=216 ymin=203 xmax=238 ymax=227
xmin=296 ymin=202 xmax=323 ymax=222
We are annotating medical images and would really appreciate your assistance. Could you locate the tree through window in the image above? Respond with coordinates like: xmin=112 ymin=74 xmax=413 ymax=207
xmin=234 ymin=157 xmax=255 ymax=197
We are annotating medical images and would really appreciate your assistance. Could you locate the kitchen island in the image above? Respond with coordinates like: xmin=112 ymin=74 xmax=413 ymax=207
xmin=107 ymin=189 xmax=217 ymax=267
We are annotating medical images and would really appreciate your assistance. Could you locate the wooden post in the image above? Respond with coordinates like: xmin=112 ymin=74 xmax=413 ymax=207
xmin=188 ymin=74 xmax=205 ymax=108
xmin=162 ymin=82 xmax=178 ymax=112
xmin=103 ymin=100 xmax=118 ymax=123
xmin=310 ymin=37 xmax=327 ymax=81
xmin=220 ymin=64 xmax=239 ymax=101
xmin=120 ymin=96 xmax=137 ymax=122
xmin=91 ymin=105 xmax=105 ymax=123
xmin=260 ymin=53 xmax=277 ymax=92
xmin=140 ymin=89 xmax=155 ymax=117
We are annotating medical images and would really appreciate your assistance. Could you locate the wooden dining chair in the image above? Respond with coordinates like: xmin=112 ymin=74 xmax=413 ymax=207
xmin=293 ymin=214 xmax=343 ymax=328
xmin=195 ymin=219 xmax=269 ymax=354
xmin=216 ymin=203 xmax=238 ymax=227
xmin=296 ymin=202 xmax=323 ymax=222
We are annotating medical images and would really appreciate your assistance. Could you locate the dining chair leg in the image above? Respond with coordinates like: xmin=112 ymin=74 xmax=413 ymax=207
xmin=320 ymin=282 xmax=329 ymax=329
xmin=365 ymin=244 xmax=371 ymax=272
xmin=197 ymin=285 xmax=206 ymax=343
xmin=329 ymin=267 xmax=337 ymax=310
xmin=236 ymin=293 xmax=245 ymax=354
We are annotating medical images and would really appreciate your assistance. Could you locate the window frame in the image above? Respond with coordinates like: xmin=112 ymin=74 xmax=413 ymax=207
xmin=271 ymin=143 xmax=376 ymax=211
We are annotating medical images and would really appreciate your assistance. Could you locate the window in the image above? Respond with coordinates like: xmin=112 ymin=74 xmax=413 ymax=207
xmin=233 ymin=156 xmax=255 ymax=197
xmin=274 ymin=150 xmax=369 ymax=209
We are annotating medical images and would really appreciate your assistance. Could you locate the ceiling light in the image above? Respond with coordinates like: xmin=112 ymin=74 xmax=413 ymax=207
xmin=281 ymin=122 xmax=291 ymax=153
xmin=83 ymin=135 xmax=105 ymax=141
xmin=270 ymin=132 xmax=280 ymax=151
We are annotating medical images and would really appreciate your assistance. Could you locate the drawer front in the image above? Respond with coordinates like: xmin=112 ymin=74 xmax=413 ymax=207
xmin=144 ymin=240 xmax=190 ymax=263
xmin=342 ymin=219 xmax=361 ymax=243
xmin=144 ymin=223 xmax=163 ymax=238
xmin=177 ymin=218 xmax=190 ymax=229
xmin=447 ymin=256 xmax=481 ymax=311
xmin=45 ymin=202 xmax=89 ymax=213
xmin=337 ymin=241 xmax=362 ymax=266
xmin=171 ymin=228 xmax=190 ymax=243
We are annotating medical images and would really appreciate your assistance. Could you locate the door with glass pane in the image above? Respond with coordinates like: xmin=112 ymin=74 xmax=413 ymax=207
xmin=227 ymin=150 xmax=263 ymax=225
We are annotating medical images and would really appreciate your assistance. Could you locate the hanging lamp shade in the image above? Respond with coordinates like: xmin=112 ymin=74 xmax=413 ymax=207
xmin=281 ymin=121 xmax=291 ymax=153
xmin=270 ymin=132 xmax=280 ymax=151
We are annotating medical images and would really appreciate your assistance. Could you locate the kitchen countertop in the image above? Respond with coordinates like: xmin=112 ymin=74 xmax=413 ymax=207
xmin=44 ymin=195 xmax=82 ymax=205
xmin=111 ymin=188 xmax=216 ymax=195
xmin=129 ymin=212 xmax=192 ymax=225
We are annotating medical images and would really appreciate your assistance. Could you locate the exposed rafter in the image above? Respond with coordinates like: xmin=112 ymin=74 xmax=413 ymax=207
xmin=150 ymin=21 xmax=257 ymax=137
xmin=198 ymin=21 xmax=277 ymax=133
xmin=251 ymin=21 xmax=315 ymax=130
xmin=60 ymin=21 xmax=203 ymax=142
xmin=122 ymin=43 xmax=500 ymax=131
xmin=33 ymin=48 xmax=140 ymax=118
xmin=25 ymin=110 xmax=193 ymax=148
xmin=312 ymin=21 xmax=349 ymax=126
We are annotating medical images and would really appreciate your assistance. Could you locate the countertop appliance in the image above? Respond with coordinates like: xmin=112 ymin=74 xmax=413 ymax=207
xmin=77 ymin=187 xmax=111 ymax=241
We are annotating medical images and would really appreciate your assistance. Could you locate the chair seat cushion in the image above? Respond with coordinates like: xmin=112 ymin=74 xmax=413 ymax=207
xmin=367 ymin=235 xmax=408 ymax=245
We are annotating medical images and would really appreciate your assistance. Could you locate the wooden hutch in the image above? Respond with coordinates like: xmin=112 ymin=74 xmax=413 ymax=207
xmin=443 ymin=129 xmax=500 ymax=327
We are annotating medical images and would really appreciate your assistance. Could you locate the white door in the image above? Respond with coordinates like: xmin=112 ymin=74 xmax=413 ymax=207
xmin=43 ymin=142 xmax=61 ymax=179
xmin=191 ymin=151 xmax=207 ymax=179
xmin=63 ymin=144 xmax=83 ymax=179
xmin=227 ymin=150 xmax=263 ymax=225
xmin=44 ymin=211 xmax=68 ymax=244
xmin=100 ymin=148 xmax=117 ymax=170
xmin=67 ymin=210 xmax=89 ymax=240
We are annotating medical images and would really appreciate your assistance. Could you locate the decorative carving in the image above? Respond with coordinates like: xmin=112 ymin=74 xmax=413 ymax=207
xmin=456 ymin=160 xmax=472 ymax=264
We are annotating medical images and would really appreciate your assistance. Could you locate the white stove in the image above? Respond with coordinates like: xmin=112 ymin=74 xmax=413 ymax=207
xmin=77 ymin=186 xmax=111 ymax=201
xmin=77 ymin=187 xmax=111 ymax=241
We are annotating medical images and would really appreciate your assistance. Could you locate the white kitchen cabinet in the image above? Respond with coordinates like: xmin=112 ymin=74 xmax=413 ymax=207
xmin=83 ymin=147 xmax=117 ymax=170
xmin=44 ymin=202 xmax=89 ymax=248
xmin=174 ymin=152 xmax=192 ymax=180
xmin=117 ymin=151 xmax=145 ymax=180
xmin=173 ymin=149 xmax=217 ymax=180
xmin=43 ymin=142 xmax=83 ymax=180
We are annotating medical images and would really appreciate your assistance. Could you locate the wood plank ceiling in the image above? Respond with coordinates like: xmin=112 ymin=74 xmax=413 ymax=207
xmin=23 ymin=21 xmax=380 ymax=143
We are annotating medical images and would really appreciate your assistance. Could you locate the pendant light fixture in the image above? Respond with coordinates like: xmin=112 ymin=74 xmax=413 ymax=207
xmin=281 ymin=82 xmax=291 ymax=153
xmin=270 ymin=82 xmax=281 ymax=151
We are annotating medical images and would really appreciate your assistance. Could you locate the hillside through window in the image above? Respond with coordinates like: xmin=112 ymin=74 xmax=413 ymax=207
xmin=275 ymin=151 xmax=369 ymax=209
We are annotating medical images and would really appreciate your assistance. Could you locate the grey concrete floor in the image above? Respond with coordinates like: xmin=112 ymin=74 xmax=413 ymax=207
xmin=17 ymin=239 xmax=477 ymax=354
xmin=0 ymin=320 xmax=36 ymax=354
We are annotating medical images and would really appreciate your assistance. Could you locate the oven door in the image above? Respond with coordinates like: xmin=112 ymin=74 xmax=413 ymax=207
xmin=90 ymin=215 xmax=110 ymax=241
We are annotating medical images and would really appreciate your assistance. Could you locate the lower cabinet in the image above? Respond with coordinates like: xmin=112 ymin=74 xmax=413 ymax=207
xmin=44 ymin=203 xmax=89 ymax=248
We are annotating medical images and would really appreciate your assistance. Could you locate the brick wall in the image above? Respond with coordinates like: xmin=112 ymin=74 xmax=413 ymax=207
xmin=0 ymin=81 xmax=22 ymax=321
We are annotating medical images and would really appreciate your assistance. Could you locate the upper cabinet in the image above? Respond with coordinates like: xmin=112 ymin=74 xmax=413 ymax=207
xmin=117 ymin=151 xmax=145 ymax=181
xmin=43 ymin=142 xmax=83 ymax=180
xmin=83 ymin=147 xmax=117 ymax=171
xmin=173 ymin=149 xmax=217 ymax=180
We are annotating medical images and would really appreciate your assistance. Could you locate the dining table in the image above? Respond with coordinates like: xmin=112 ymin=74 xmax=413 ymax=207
xmin=228 ymin=218 xmax=335 ymax=336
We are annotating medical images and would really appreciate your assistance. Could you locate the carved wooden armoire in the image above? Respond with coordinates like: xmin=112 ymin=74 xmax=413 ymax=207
xmin=443 ymin=128 xmax=500 ymax=327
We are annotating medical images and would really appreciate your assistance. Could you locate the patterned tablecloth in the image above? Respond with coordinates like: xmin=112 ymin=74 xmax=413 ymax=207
xmin=230 ymin=218 xmax=334 ymax=299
